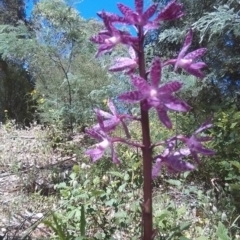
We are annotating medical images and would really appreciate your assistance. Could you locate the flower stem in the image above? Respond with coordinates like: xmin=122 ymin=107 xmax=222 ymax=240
xmin=138 ymin=27 xmax=153 ymax=240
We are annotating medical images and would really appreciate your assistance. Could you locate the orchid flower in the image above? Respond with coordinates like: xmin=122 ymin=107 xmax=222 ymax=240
xmin=164 ymin=29 xmax=207 ymax=78
xmin=92 ymin=99 xmax=131 ymax=138
xmin=118 ymin=57 xmax=191 ymax=128
xmin=150 ymin=0 xmax=184 ymax=30
xmin=85 ymin=127 xmax=120 ymax=164
xmin=152 ymin=140 xmax=194 ymax=178
xmin=109 ymin=46 xmax=138 ymax=74
xmin=90 ymin=11 xmax=138 ymax=57
xmin=97 ymin=0 xmax=183 ymax=34
xmin=177 ymin=119 xmax=215 ymax=164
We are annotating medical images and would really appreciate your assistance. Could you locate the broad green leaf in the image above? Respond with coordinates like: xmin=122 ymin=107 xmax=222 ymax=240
xmin=91 ymin=190 xmax=105 ymax=197
xmin=114 ymin=211 xmax=127 ymax=218
xmin=179 ymin=222 xmax=192 ymax=231
xmin=230 ymin=161 xmax=240 ymax=171
xmin=216 ymin=222 xmax=231 ymax=240
xmin=230 ymin=122 xmax=237 ymax=129
xmin=165 ymin=179 xmax=182 ymax=186
xmin=109 ymin=171 xmax=124 ymax=178
xmin=118 ymin=183 xmax=127 ymax=192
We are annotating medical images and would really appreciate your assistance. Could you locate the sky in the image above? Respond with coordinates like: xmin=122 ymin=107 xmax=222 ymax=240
xmin=25 ymin=0 xmax=140 ymax=20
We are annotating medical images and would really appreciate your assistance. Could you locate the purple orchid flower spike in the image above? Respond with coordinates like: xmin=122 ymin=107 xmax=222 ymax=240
xmin=90 ymin=11 xmax=138 ymax=57
xmin=152 ymin=140 xmax=194 ymax=178
xmin=177 ymin=119 xmax=215 ymax=164
xmin=97 ymin=1 xmax=184 ymax=36
xmin=164 ymin=29 xmax=207 ymax=78
xmin=118 ymin=57 xmax=191 ymax=128
xmin=97 ymin=0 xmax=157 ymax=30
xmin=109 ymin=46 xmax=138 ymax=74
xmin=85 ymin=128 xmax=120 ymax=164
xmin=147 ymin=0 xmax=184 ymax=31
xmin=92 ymin=99 xmax=131 ymax=138
xmin=117 ymin=1 xmax=157 ymax=29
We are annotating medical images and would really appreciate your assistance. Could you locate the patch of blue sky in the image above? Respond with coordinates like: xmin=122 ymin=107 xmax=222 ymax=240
xmin=26 ymin=0 xmax=153 ymax=20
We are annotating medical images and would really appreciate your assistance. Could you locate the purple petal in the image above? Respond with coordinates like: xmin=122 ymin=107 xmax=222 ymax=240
xmin=184 ymin=48 xmax=207 ymax=60
xmin=147 ymin=96 xmax=160 ymax=108
xmin=107 ymin=99 xmax=117 ymax=116
xmin=85 ymin=128 xmax=104 ymax=141
xmin=85 ymin=147 xmax=105 ymax=162
xmin=97 ymin=11 xmax=128 ymax=24
xmin=164 ymin=96 xmax=191 ymax=112
xmin=90 ymin=34 xmax=108 ymax=44
xmin=118 ymin=90 xmax=144 ymax=102
xmin=158 ymin=81 xmax=183 ymax=94
xmin=121 ymin=34 xmax=139 ymax=45
xmin=96 ymin=44 xmax=114 ymax=57
xmin=117 ymin=3 xmax=139 ymax=24
xmin=150 ymin=57 xmax=161 ymax=88
xmin=191 ymin=62 xmax=207 ymax=69
xmin=142 ymin=4 xmax=158 ymax=23
xmin=175 ymin=148 xmax=191 ymax=156
xmin=102 ymin=119 xmax=120 ymax=132
xmin=185 ymin=64 xmax=206 ymax=78
xmin=95 ymin=109 xmax=105 ymax=130
xmin=177 ymin=29 xmax=193 ymax=62
xmin=131 ymin=75 xmax=150 ymax=94
xmin=162 ymin=59 xmax=177 ymax=67
xmin=188 ymin=136 xmax=215 ymax=156
xmin=155 ymin=0 xmax=184 ymax=21
xmin=135 ymin=0 xmax=143 ymax=15
xmin=164 ymin=155 xmax=195 ymax=172
xmin=95 ymin=109 xmax=112 ymax=119
xmin=195 ymin=119 xmax=213 ymax=134
xmin=109 ymin=58 xmax=137 ymax=72
xmin=156 ymin=107 xmax=172 ymax=129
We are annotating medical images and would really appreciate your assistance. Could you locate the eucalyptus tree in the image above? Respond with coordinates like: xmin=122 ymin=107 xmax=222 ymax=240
xmin=28 ymin=0 xmax=118 ymax=130
xmin=0 ymin=0 xmax=35 ymax=123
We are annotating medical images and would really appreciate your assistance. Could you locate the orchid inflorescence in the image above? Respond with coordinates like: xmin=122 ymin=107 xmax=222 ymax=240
xmin=87 ymin=0 xmax=214 ymax=175
xmin=86 ymin=0 xmax=215 ymax=238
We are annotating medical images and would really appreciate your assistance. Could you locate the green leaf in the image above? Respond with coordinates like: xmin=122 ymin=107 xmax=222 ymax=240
xmin=91 ymin=190 xmax=105 ymax=197
xmin=52 ymin=214 xmax=66 ymax=240
xmin=230 ymin=161 xmax=240 ymax=171
xmin=72 ymin=164 xmax=80 ymax=173
xmin=179 ymin=222 xmax=192 ymax=231
xmin=216 ymin=222 xmax=231 ymax=240
xmin=230 ymin=122 xmax=237 ymax=129
xmin=114 ymin=211 xmax=127 ymax=218
xmin=109 ymin=171 xmax=123 ymax=178
xmin=118 ymin=183 xmax=127 ymax=192
xmin=123 ymin=173 xmax=130 ymax=181
xmin=196 ymin=237 xmax=209 ymax=240
xmin=165 ymin=179 xmax=182 ymax=186
xmin=105 ymin=199 xmax=116 ymax=206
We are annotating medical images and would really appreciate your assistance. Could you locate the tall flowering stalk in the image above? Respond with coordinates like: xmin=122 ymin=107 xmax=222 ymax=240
xmin=87 ymin=0 xmax=215 ymax=239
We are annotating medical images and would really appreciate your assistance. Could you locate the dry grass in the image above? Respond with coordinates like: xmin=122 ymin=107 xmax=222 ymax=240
xmin=0 ymin=122 xmax=80 ymax=239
